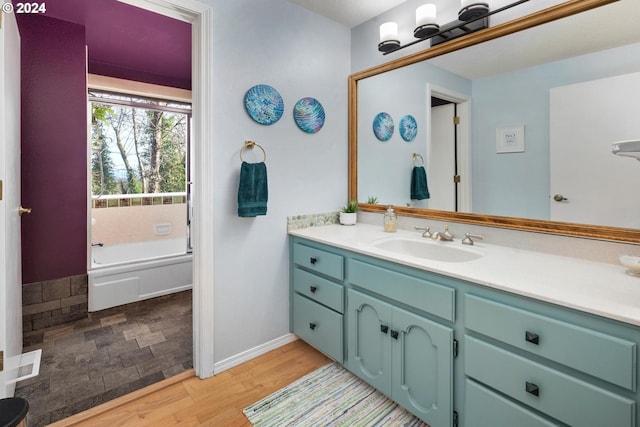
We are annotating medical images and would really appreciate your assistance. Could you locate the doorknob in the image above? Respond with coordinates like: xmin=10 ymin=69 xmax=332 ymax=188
xmin=19 ymin=206 xmax=32 ymax=216
xmin=553 ymin=194 xmax=568 ymax=202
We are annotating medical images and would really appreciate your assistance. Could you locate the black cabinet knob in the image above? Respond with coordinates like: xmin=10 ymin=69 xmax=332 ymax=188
xmin=380 ymin=325 xmax=389 ymax=334
xmin=310 ymin=257 xmax=318 ymax=265
xmin=390 ymin=330 xmax=399 ymax=340
xmin=309 ymin=322 xmax=317 ymax=330
xmin=310 ymin=286 xmax=317 ymax=293
xmin=525 ymin=331 xmax=540 ymax=345
xmin=525 ymin=382 xmax=540 ymax=397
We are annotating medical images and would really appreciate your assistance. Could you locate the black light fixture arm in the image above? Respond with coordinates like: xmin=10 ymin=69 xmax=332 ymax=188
xmin=383 ymin=0 xmax=530 ymax=55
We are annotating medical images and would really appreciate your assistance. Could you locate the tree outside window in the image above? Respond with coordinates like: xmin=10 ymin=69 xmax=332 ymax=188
xmin=90 ymin=92 xmax=191 ymax=196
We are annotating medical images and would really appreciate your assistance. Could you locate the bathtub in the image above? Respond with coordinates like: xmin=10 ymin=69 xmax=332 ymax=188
xmin=88 ymin=238 xmax=192 ymax=312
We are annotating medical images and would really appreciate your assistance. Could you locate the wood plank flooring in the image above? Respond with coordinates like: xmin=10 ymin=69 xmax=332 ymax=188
xmin=49 ymin=339 xmax=330 ymax=426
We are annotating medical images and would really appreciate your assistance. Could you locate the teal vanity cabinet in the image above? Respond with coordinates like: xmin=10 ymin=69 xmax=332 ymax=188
xmin=347 ymin=259 xmax=455 ymax=427
xmin=290 ymin=241 xmax=345 ymax=362
xmin=463 ymin=294 xmax=637 ymax=427
xmin=290 ymin=233 xmax=640 ymax=427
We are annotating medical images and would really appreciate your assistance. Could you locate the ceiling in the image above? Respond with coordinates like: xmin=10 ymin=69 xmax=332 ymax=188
xmin=13 ymin=1 xmax=639 ymax=89
xmin=286 ymin=0 xmax=407 ymax=28
xmin=429 ymin=0 xmax=640 ymax=79
xmin=13 ymin=0 xmax=192 ymax=90
xmin=13 ymin=0 xmax=397 ymax=91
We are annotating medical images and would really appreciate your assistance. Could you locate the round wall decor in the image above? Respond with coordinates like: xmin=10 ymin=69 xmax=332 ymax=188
xmin=399 ymin=115 xmax=418 ymax=142
xmin=373 ymin=112 xmax=394 ymax=142
xmin=293 ymin=97 xmax=325 ymax=133
xmin=244 ymin=84 xmax=284 ymax=125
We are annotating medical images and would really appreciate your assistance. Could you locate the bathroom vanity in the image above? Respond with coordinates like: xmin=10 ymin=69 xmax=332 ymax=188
xmin=289 ymin=223 xmax=640 ymax=427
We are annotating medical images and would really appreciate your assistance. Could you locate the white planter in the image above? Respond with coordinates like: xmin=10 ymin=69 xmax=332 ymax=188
xmin=339 ymin=212 xmax=357 ymax=226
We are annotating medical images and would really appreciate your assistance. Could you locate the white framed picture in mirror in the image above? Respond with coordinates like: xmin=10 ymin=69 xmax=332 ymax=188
xmin=496 ymin=125 xmax=525 ymax=153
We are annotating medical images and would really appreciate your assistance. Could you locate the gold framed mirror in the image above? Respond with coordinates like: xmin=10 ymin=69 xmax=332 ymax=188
xmin=349 ymin=0 xmax=640 ymax=244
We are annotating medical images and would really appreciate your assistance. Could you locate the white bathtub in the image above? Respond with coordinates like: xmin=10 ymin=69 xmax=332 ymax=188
xmin=88 ymin=238 xmax=192 ymax=312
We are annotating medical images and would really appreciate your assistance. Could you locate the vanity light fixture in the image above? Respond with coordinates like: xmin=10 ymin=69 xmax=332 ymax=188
xmin=379 ymin=0 xmax=529 ymax=55
xmin=378 ymin=22 xmax=401 ymax=53
xmin=459 ymin=0 xmax=489 ymax=21
xmin=414 ymin=4 xmax=439 ymax=39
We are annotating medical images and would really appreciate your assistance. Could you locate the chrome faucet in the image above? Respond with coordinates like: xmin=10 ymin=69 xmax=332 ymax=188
xmin=431 ymin=224 xmax=454 ymax=241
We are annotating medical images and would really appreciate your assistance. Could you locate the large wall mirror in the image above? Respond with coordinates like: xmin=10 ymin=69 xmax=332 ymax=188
xmin=349 ymin=0 xmax=640 ymax=243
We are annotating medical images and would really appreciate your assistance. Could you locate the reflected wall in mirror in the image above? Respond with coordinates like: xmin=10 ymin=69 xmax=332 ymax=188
xmin=350 ymin=0 xmax=640 ymax=243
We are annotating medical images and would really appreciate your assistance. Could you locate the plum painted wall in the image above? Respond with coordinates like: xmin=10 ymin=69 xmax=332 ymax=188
xmin=19 ymin=15 xmax=87 ymax=284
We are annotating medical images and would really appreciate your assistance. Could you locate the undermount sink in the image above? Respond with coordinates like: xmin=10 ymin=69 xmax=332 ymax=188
xmin=370 ymin=236 xmax=484 ymax=263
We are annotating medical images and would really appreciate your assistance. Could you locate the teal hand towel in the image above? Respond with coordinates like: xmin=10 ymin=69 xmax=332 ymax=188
xmin=238 ymin=162 xmax=268 ymax=217
xmin=411 ymin=166 xmax=430 ymax=200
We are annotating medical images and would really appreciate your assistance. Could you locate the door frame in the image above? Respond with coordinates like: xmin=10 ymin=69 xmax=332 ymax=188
xmin=117 ymin=0 xmax=215 ymax=378
xmin=426 ymin=84 xmax=472 ymax=213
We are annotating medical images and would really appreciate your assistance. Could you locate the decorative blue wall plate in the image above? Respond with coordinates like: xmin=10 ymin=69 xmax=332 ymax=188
xmin=399 ymin=115 xmax=418 ymax=142
xmin=373 ymin=112 xmax=394 ymax=142
xmin=293 ymin=97 xmax=325 ymax=133
xmin=244 ymin=84 xmax=284 ymax=125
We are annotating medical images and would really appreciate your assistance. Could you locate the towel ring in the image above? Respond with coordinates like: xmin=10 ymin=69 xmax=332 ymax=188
xmin=240 ymin=140 xmax=267 ymax=163
xmin=412 ymin=153 xmax=424 ymax=166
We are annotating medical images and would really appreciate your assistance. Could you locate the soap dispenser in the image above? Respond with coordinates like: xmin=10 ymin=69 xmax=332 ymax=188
xmin=384 ymin=205 xmax=397 ymax=232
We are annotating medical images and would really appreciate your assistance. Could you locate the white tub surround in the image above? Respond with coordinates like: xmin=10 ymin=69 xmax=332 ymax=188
xmin=289 ymin=223 xmax=640 ymax=326
xmin=89 ymin=238 xmax=192 ymax=311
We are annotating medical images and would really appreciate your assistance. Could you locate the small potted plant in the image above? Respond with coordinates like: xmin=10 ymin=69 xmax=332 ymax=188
xmin=367 ymin=196 xmax=378 ymax=205
xmin=339 ymin=199 xmax=358 ymax=225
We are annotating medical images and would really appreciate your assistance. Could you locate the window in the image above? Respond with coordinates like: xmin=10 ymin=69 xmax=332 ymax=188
xmin=89 ymin=91 xmax=191 ymax=196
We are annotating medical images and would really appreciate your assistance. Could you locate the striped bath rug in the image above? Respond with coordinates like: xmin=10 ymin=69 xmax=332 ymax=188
xmin=243 ymin=362 xmax=428 ymax=426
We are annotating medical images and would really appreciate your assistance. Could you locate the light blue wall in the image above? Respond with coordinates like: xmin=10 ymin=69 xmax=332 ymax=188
xmin=202 ymin=0 xmax=350 ymax=363
xmin=472 ymin=42 xmax=640 ymax=218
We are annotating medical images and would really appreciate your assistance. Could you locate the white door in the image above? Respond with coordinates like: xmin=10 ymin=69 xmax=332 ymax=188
xmin=429 ymin=103 xmax=456 ymax=211
xmin=0 ymin=10 xmax=24 ymax=398
xmin=550 ymin=72 xmax=640 ymax=228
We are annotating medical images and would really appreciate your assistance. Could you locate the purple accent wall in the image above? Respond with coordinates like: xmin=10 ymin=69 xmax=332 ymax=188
xmin=19 ymin=15 xmax=88 ymax=284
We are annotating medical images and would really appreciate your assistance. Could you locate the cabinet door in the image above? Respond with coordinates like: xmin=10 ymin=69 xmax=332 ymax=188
xmin=392 ymin=307 xmax=453 ymax=427
xmin=347 ymin=289 xmax=393 ymax=394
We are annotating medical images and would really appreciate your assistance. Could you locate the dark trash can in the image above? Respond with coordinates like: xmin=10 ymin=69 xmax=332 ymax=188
xmin=0 ymin=397 xmax=28 ymax=427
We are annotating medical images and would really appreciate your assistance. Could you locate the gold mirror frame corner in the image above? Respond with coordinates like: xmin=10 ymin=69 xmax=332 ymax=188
xmin=348 ymin=0 xmax=640 ymax=245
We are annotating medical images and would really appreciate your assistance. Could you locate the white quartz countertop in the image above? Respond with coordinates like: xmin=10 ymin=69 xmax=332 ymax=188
xmin=289 ymin=223 xmax=640 ymax=327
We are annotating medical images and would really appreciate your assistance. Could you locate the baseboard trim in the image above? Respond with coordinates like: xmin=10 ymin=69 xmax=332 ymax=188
xmin=213 ymin=333 xmax=299 ymax=374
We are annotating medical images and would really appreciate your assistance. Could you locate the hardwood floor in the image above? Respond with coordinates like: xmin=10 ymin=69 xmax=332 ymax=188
xmin=48 ymin=339 xmax=330 ymax=426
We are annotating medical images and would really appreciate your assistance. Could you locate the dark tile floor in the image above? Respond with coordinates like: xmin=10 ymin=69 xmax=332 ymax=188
xmin=15 ymin=290 xmax=193 ymax=426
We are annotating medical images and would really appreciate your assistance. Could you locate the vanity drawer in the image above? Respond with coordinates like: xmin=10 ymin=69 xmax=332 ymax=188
xmin=293 ymin=293 xmax=343 ymax=362
xmin=348 ymin=259 xmax=455 ymax=322
xmin=293 ymin=242 xmax=344 ymax=281
xmin=465 ymin=379 xmax=562 ymax=427
xmin=293 ymin=267 xmax=344 ymax=313
xmin=465 ymin=336 xmax=635 ymax=427
xmin=464 ymin=294 xmax=636 ymax=391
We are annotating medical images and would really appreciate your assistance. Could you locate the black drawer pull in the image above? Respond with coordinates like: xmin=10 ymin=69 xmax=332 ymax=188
xmin=309 ymin=322 xmax=317 ymax=330
xmin=309 ymin=286 xmax=317 ymax=293
xmin=390 ymin=330 xmax=399 ymax=340
xmin=310 ymin=257 xmax=318 ymax=265
xmin=525 ymin=382 xmax=539 ymax=397
xmin=525 ymin=331 xmax=540 ymax=345
xmin=380 ymin=325 xmax=389 ymax=334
